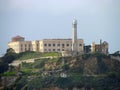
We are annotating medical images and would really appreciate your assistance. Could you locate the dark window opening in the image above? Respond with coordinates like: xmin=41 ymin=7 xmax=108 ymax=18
xmin=53 ymin=49 xmax=55 ymax=51
xmin=67 ymin=44 xmax=69 ymax=46
xmin=44 ymin=44 xmax=47 ymax=46
xmin=53 ymin=44 xmax=55 ymax=46
xmin=57 ymin=49 xmax=60 ymax=51
xmin=57 ymin=44 xmax=60 ymax=46
xmin=49 ymin=44 xmax=51 ymax=46
xmin=79 ymin=44 xmax=82 ymax=46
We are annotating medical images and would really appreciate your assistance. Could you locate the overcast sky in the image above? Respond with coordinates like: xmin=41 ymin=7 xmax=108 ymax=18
xmin=0 ymin=0 xmax=120 ymax=56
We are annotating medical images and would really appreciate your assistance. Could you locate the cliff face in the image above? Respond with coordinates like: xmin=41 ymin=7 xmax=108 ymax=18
xmin=76 ymin=54 xmax=120 ymax=75
xmin=1 ymin=53 xmax=120 ymax=90
xmin=41 ymin=87 xmax=94 ymax=90
xmin=83 ymin=57 xmax=98 ymax=75
xmin=32 ymin=53 xmax=120 ymax=76
xmin=83 ymin=56 xmax=108 ymax=75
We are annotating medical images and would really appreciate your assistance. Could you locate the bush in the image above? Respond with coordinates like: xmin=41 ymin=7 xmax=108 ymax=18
xmin=34 ymin=60 xmax=45 ymax=68
xmin=15 ymin=76 xmax=27 ymax=90
xmin=82 ymin=54 xmax=90 ymax=60
xmin=2 ymin=71 xmax=16 ymax=76
xmin=42 ymin=52 xmax=59 ymax=57
xmin=55 ymin=77 xmax=72 ymax=88
xmin=17 ymin=51 xmax=41 ymax=60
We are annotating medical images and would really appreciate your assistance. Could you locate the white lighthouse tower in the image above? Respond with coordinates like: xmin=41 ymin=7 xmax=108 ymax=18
xmin=72 ymin=18 xmax=78 ymax=54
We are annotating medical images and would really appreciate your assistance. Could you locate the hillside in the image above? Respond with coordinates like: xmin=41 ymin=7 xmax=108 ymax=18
xmin=0 ymin=52 xmax=120 ymax=90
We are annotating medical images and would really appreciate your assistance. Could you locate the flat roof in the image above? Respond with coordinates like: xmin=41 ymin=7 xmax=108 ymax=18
xmin=43 ymin=38 xmax=83 ymax=40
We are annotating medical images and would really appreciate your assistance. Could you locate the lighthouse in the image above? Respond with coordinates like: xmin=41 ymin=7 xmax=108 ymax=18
xmin=72 ymin=18 xmax=78 ymax=53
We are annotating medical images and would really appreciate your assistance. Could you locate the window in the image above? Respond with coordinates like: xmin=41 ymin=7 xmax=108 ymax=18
xmin=62 ymin=49 xmax=64 ymax=51
xmin=25 ymin=44 xmax=27 ymax=47
xmin=53 ymin=49 xmax=55 ymax=51
xmin=57 ymin=44 xmax=60 ymax=46
xmin=53 ymin=44 xmax=55 ymax=46
xmin=79 ymin=44 xmax=82 ymax=47
xmin=44 ymin=49 xmax=47 ymax=51
xmin=37 ymin=47 xmax=39 ymax=51
xmin=21 ymin=44 xmax=23 ymax=47
xmin=48 ymin=44 xmax=51 ymax=46
xmin=44 ymin=44 xmax=47 ymax=46
xmin=57 ymin=49 xmax=60 ymax=51
xmin=37 ymin=44 xmax=39 ymax=46
xmin=62 ymin=44 xmax=64 ymax=48
xmin=67 ymin=44 xmax=69 ymax=46
xmin=49 ymin=49 xmax=51 ymax=52
xmin=29 ymin=48 xmax=31 ymax=51
xmin=29 ymin=44 xmax=31 ymax=47
xmin=21 ymin=48 xmax=23 ymax=51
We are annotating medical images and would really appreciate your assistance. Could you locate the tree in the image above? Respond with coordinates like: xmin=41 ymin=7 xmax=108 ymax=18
xmin=62 ymin=64 xmax=69 ymax=71
xmin=6 ymin=48 xmax=15 ymax=53
xmin=0 ymin=48 xmax=17 ymax=74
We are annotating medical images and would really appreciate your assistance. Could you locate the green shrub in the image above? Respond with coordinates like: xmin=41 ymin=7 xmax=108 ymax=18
xmin=2 ymin=71 xmax=16 ymax=76
xmin=42 ymin=52 xmax=59 ymax=57
xmin=15 ymin=76 xmax=27 ymax=90
xmin=82 ymin=54 xmax=90 ymax=60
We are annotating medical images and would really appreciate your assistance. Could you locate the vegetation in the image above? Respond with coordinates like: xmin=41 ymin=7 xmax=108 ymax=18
xmin=82 ymin=53 xmax=91 ymax=60
xmin=16 ymin=51 xmax=42 ymax=60
xmin=0 ymin=51 xmax=120 ymax=90
xmin=0 ymin=48 xmax=17 ymax=74
xmin=0 ymin=50 xmax=60 ymax=74
xmin=41 ymin=52 xmax=60 ymax=57
xmin=14 ymin=76 xmax=28 ymax=90
xmin=111 ymin=51 xmax=120 ymax=56
xmin=1 ymin=71 xmax=16 ymax=76
xmin=16 ymin=52 xmax=60 ymax=60
xmin=7 ymin=73 xmax=119 ymax=90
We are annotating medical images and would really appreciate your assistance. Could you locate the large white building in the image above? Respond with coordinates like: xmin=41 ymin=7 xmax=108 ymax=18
xmin=8 ymin=19 xmax=84 ymax=54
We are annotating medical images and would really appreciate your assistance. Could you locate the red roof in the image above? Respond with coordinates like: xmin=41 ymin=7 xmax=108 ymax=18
xmin=11 ymin=35 xmax=25 ymax=42
xmin=12 ymin=35 xmax=24 ymax=39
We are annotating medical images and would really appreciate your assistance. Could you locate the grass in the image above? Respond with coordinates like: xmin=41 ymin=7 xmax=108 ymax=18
xmin=2 ymin=71 xmax=16 ymax=76
xmin=16 ymin=51 xmax=41 ymax=60
xmin=16 ymin=52 xmax=61 ymax=60
xmin=47 ymin=58 xmax=58 ymax=63
xmin=21 ymin=68 xmax=34 ymax=74
xmin=41 ymin=52 xmax=60 ymax=57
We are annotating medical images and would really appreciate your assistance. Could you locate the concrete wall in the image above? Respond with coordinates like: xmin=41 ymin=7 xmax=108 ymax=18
xmin=8 ymin=39 xmax=84 ymax=53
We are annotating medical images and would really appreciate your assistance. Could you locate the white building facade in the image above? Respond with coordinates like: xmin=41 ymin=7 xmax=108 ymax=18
xmin=8 ymin=19 xmax=84 ymax=54
xmin=8 ymin=38 xmax=84 ymax=53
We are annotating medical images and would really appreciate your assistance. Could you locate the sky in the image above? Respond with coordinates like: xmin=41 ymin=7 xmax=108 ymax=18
xmin=0 ymin=0 xmax=120 ymax=56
